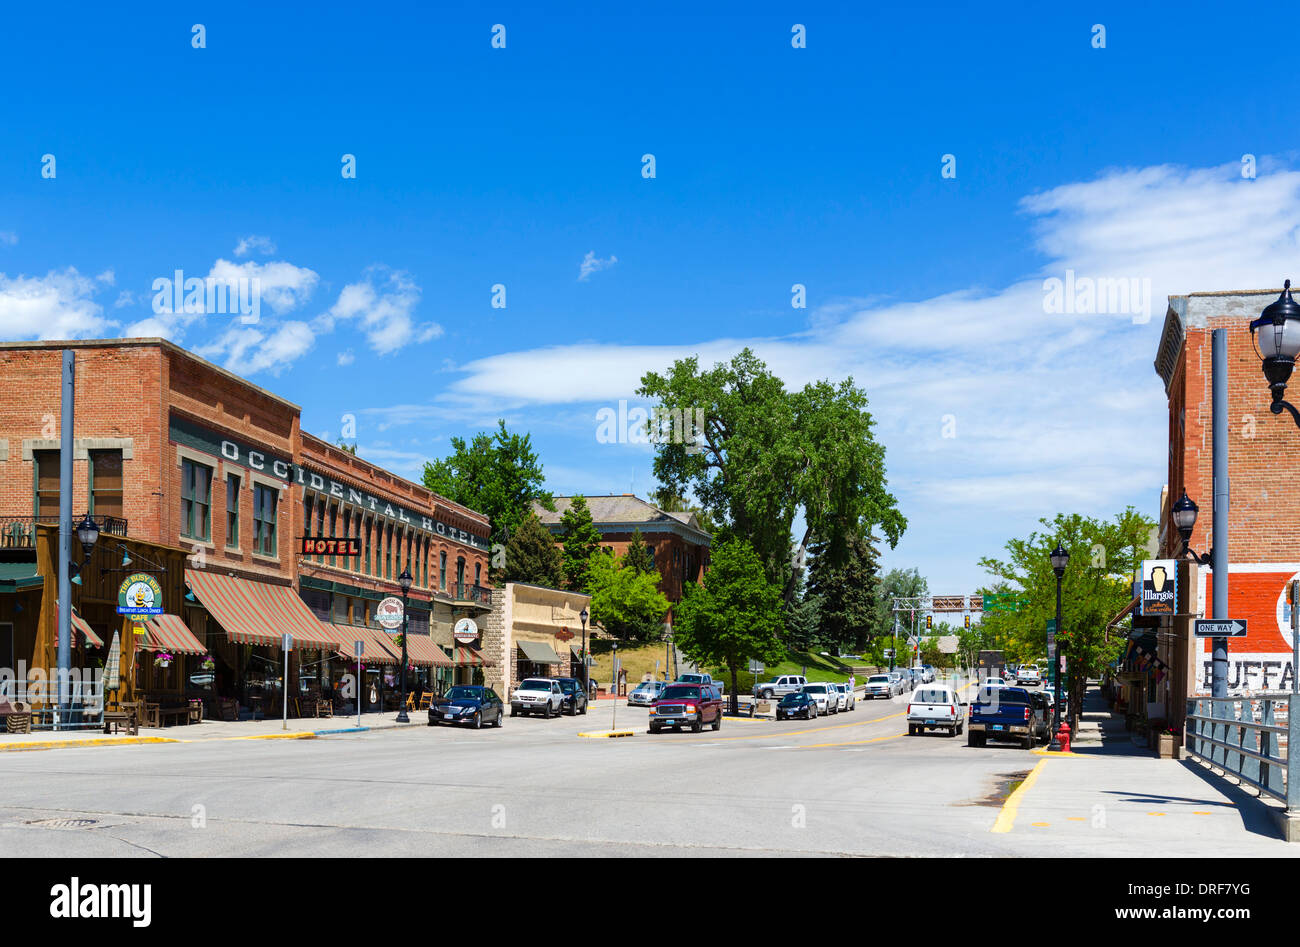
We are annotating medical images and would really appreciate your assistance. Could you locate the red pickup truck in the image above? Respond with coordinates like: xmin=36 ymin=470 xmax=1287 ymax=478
xmin=648 ymin=682 xmax=723 ymax=733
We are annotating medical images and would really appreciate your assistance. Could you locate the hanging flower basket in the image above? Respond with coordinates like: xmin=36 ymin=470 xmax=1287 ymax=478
xmin=154 ymin=651 xmax=175 ymax=668
xmin=199 ymin=655 xmax=216 ymax=670
xmin=393 ymin=634 xmax=406 ymax=647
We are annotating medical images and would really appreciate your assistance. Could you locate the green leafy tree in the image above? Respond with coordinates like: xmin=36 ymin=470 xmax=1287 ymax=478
xmin=638 ymin=349 xmax=906 ymax=604
xmin=806 ymin=532 xmax=879 ymax=653
xmin=673 ymin=538 xmax=786 ymax=711
xmin=422 ymin=420 xmax=553 ymax=538
xmin=978 ymin=507 xmax=1156 ymax=724
xmin=585 ymin=551 xmax=671 ymax=644
xmin=651 ymin=489 xmax=718 ymax=536
xmin=559 ymin=495 xmax=603 ymax=591
xmin=500 ymin=511 xmax=564 ymax=588
xmin=624 ymin=529 xmax=655 ymax=575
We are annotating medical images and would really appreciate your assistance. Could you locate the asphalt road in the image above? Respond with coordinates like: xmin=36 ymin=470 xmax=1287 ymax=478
xmin=2 ymin=691 xmax=1290 ymax=857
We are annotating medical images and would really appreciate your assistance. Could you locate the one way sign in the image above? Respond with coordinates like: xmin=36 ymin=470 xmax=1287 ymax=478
xmin=1194 ymin=619 xmax=1247 ymax=638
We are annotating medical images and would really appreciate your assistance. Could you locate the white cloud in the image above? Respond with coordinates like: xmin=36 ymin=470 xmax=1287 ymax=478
xmin=95 ymin=269 xmax=115 ymax=286
xmin=337 ymin=349 xmax=355 ymax=366
xmin=0 ymin=267 xmax=112 ymax=339
xmin=195 ymin=321 xmax=315 ymax=376
xmin=208 ymin=258 xmax=318 ymax=315
xmin=435 ymin=160 xmax=1300 ymax=587
xmin=114 ymin=290 xmax=136 ymax=309
xmin=578 ymin=251 xmax=618 ymax=282
xmin=315 ymin=268 xmax=440 ymax=355
xmin=234 ymin=235 xmax=277 ymax=257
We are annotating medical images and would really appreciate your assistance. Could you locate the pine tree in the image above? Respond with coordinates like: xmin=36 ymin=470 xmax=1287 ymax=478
xmin=624 ymin=529 xmax=655 ymax=575
xmin=807 ymin=532 xmax=880 ymax=653
xmin=502 ymin=511 xmax=565 ymax=588
xmin=560 ymin=495 xmax=603 ymax=591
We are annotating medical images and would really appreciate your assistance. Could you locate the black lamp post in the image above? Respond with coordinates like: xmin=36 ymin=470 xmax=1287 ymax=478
xmin=1170 ymin=490 xmax=1213 ymax=565
xmin=1048 ymin=543 xmax=1070 ymax=751
xmin=396 ymin=567 xmax=413 ymax=723
xmin=579 ymin=607 xmax=589 ymax=696
xmin=1248 ymin=280 xmax=1300 ymax=428
xmin=70 ymin=513 xmax=101 ymax=585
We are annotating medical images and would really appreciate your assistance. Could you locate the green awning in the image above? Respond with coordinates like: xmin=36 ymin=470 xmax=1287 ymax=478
xmin=0 ymin=562 xmax=41 ymax=591
xmin=516 ymin=639 xmax=563 ymax=664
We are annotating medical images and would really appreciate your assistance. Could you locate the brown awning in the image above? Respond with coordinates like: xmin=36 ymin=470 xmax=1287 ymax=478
xmin=1106 ymin=596 xmax=1140 ymax=638
xmin=140 ymin=614 xmax=206 ymax=655
xmin=186 ymin=569 xmax=339 ymax=649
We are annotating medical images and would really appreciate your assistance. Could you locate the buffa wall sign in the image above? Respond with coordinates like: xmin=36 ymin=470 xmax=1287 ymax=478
xmin=170 ymin=414 xmax=490 ymax=551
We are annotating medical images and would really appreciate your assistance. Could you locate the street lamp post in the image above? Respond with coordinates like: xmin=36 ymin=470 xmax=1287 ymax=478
xmin=1248 ymin=280 xmax=1300 ymax=428
xmin=579 ymin=607 xmax=589 ymax=696
xmin=396 ymin=567 xmax=412 ymax=724
xmin=1048 ymin=543 xmax=1070 ymax=751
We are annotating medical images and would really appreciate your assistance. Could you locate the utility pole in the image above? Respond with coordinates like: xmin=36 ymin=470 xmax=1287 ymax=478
xmin=57 ymin=350 xmax=74 ymax=729
xmin=1211 ymin=329 xmax=1229 ymax=699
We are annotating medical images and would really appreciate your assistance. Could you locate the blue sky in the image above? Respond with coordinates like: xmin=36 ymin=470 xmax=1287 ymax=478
xmin=5 ymin=1 xmax=1300 ymax=593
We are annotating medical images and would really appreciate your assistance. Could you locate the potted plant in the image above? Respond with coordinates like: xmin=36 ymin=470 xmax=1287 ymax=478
xmin=393 ymin=634 xmax=406 ymax=647
xmin=154 ymin=651 xmax=175 ymax=668
xmin=1156 ymin=726 xmax=1182 ymax=759
xmin=199 ymin=655 xmax=216 ymax=670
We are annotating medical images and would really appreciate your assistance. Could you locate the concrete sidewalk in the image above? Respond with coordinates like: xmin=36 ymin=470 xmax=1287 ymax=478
xmin=0 ymin=712 xmax=418 ymax=751
xmin=995 ymin=685 xmax=1299 ymax=855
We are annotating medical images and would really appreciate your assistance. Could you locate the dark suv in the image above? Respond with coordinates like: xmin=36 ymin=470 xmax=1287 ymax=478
xmin=555 ymin=677 xmax=589 ymax=716
xmin=648 ymin=683 xmax=723 ymax=733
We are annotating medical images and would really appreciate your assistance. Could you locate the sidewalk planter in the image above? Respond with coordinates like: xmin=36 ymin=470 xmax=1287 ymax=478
xmin=1155 ymin=732 xmax=1182 ymax=759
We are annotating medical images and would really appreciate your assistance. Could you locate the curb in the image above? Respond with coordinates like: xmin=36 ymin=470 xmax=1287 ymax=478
xmin=1030 ymin=748 xmax=1081 ymax=757
xmin=227 ymin=731 xmax=318 ymax=741
xmin=577 ymin=729 xmax=636 ymax=739
xmin=0 ymin=736 xmax=179 ymax=752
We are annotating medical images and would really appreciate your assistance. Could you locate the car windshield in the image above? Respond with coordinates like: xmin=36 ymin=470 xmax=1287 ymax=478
xmin=678 ymin=675 xmax=704 ymax=683
xmin=444 ymin=687 xmax=482 ymax=700
xmin=661 ymin=685 xmax=701 ymax=699
xmin=975 ymin=687 xmax=1028 ymax=705
xmin=520 ymin=679 xmax=551 ymax=690
xmin=804 ymin=685 xmax=826 ymax=694
xmin=558 ymin=680 xmax=577 ymax=693
xmin=868 ymin=675 xmax=890 ymax=683
xmin=779 ymin=693 xmax=805 ymax=704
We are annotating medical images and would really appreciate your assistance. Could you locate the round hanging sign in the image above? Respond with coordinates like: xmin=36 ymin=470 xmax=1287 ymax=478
xmin=454 ymin=618 xmax=479 ymax=643
xmin=376 ymin=596 xmax=405 ymax=630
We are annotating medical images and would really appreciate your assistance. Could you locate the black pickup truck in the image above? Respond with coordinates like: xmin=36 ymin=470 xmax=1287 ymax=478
xmin=966 ymin=686 xmax=1045 ymax=749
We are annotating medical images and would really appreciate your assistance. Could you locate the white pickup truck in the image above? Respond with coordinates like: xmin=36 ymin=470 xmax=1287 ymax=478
xmin=906 ymin=684 xmax=964 ymax=737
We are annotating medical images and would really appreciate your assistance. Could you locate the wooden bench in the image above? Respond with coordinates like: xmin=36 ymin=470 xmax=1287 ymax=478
xmin=159 ymin=707 xmax=190 ymax=727
xmin=103 ymin=710 xmax=138 ymax=735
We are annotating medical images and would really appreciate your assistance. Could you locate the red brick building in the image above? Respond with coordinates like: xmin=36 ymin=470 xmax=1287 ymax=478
xmin=533 ymin=495 xmax=711 ymax=603
xmin=1153 ymin=289 xmax=1300 ymax=722
xmin=0 ymin=339 xmax=491 ymax=718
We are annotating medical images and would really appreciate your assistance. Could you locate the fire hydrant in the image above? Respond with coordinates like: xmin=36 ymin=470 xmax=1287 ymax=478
xmin=1055 ymin=721 xmax=1072 ymax=753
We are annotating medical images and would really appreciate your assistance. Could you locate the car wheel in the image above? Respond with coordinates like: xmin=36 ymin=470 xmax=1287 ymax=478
xmin=473 ymin=712 xmax=482 ymax=730
xmin=544 ymin=703 xmax=553 ymax=719
xmin=691 ymin=717 xmax=703 ymax=733
xmin=1023 ymin=735 xmax=1035 ymax=750
xmin=969 ymin=732 xmax=985 ymax=747
xmin=712 ymin=712 xmax=722 ymax=732
xmin=496 ymin=711 xmax=503 ymax=727
xmin=908 ymin=724 xmax=915 ymax=736
xmin=649 ymin=724 xmax=660 ymax=733
xmin=762 ymin=689 xmax=774 ymax=700
xmin=580 ymin=701 xmax=587 ymax=715
xmin=427 ymin=719 xmax=436 ymax=726
xmin=510 ymin=707 xmax=518 ymax=717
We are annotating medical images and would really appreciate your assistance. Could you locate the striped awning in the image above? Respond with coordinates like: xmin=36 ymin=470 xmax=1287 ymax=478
xmin=140 ymin=614 xmax=206 ymax=655
xmin=185 ymin=569 xmax=340 ymax=649
xmin=329 ymin=623 xmax=400 ymax=665
xmin=451 ymin=644 xmax=495 ymax=667
xmin=386 ymin=631 xmax=453 ymax=668
xmin=69 ymin=608 xmax=104 ymax=649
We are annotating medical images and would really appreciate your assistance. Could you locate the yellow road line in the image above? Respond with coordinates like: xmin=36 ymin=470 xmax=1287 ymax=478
xmin=991 ymin=757 xmax=1048 ymax=834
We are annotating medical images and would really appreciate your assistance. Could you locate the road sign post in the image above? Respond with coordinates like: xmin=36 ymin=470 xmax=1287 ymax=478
xmin=355 ymin=640 xmax=364 ymax=728
xmin=1193 ymin=619 xmax=1247 ymax=638
xmin=282 ymin=633 xmax=293 ymax=730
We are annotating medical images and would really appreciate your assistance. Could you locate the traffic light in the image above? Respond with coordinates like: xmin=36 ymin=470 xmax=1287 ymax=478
xmin=925 ymin=615 xmax=932 ymax=631
xmin=964 ymin=615 xmax=971 ymax=629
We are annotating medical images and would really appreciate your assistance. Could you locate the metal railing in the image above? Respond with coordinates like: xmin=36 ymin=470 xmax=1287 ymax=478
xmin=1185 ymin=695 xmax=1295 ymax=809
xmin=0 ymin=514 xmax=128 ymax=549
xmin=452 ymin=582 xmax=492 ymax=605
xmin=1 ymin=677 xmax=106 ymax=730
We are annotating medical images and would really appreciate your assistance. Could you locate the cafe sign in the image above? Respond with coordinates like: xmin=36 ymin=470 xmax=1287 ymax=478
xmin=1139 ymin=559 xmax=1177 ymax=617
xmin=117 ymin=573 xmax=164 ymax=616
xmin=453 ymin=618 xmax=479 ymax=643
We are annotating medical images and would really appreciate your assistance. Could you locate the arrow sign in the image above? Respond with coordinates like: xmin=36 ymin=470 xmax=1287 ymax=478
xmin=1194 ymin=619 xmax=1247 ymax=638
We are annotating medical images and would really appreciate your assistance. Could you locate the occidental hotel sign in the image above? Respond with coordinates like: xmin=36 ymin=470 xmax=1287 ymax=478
xmin=171 ymin=414 xmax=490 ymax=551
